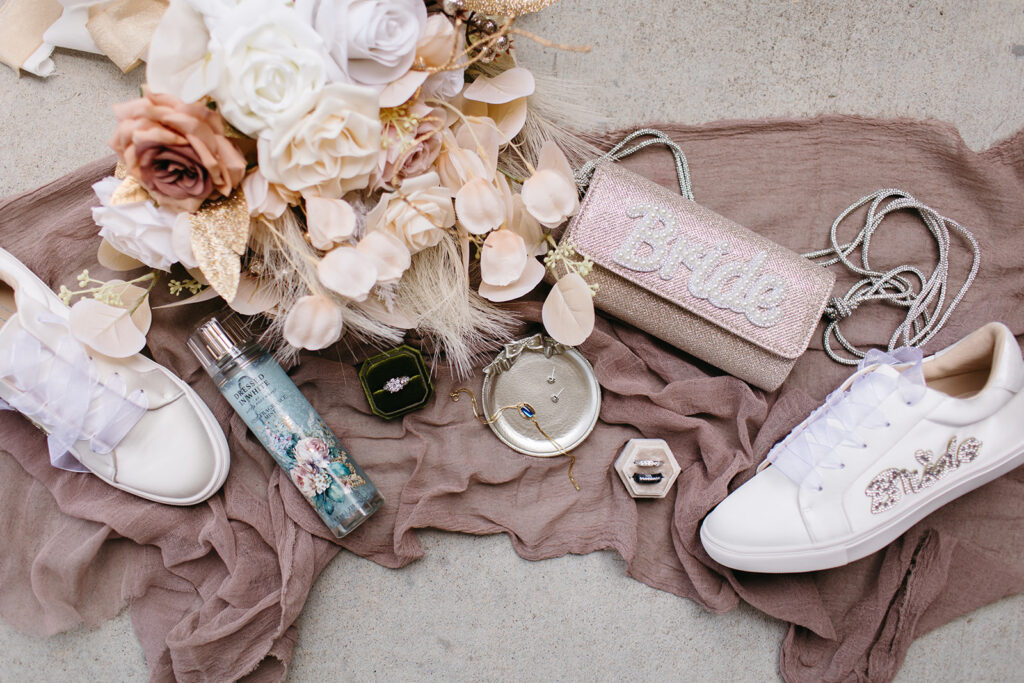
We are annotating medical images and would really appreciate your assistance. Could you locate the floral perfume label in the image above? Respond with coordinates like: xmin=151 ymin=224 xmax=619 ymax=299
xmin=223 ymin=354 xmax=376 ymax=532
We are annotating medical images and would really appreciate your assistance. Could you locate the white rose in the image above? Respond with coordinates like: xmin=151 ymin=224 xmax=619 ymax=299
xmin=365 ymin=171 xmax=455 ymax=254
xmin=300 ymin=0 xmax=426 ymax=86
xmin=209 ymin=0 xmax=327 ymax=135
xmin=258 ymin=83 xmax=382 ymax=198
xmin=379 ymin=14 xmax=463 ymax=107
xmin=91 ymin=177 xmax=191 ymax=271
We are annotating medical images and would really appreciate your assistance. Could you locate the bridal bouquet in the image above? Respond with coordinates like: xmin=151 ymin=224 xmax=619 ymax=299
xmin=74 ymin=0 xmax=598 ymax=373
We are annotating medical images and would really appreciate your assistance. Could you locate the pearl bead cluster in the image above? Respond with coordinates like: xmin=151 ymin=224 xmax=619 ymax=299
xmin=612 ymin=204 xmax=789 ymax=328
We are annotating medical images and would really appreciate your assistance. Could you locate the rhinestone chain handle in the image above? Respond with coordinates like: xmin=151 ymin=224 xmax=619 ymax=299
xmin=801 ymin=189 xmax=981 ymax=365
xmin=575 ymin=128 xmax=694 ymax=200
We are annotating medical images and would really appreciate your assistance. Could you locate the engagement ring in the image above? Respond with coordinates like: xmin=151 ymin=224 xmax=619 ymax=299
xmin=634 ymin=459 xmax=664 ymax=467
xmin=383 ymin=376 xmax=411 ymax=393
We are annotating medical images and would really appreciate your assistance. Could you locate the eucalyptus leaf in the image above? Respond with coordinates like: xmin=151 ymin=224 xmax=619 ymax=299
xmin=541 ymin=272 xmax=595 ymax=346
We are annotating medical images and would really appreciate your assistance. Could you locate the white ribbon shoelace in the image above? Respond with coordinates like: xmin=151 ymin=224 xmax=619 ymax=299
xmin=0 ymin=309 xmax=148 ymax=472
xmin=766 ymin=347 xmax=927 ymax=491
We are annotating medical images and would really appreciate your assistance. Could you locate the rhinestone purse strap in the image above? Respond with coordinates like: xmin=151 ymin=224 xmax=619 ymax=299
xmin=802 ymin=189 xmax=981 ymax=365
xmin=575 ymin=128 xmax=694 ymax=200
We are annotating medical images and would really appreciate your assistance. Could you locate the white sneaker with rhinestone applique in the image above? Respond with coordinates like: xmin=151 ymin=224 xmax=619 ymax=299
xmin=0 ymin=247 xmax=229 ymax=505
xmin=700 ymin=322 xmax=1024 ymax=573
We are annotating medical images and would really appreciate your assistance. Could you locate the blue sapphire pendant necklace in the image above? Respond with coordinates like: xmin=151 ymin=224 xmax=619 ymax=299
xmin=450 ymin=387 xmax=580 ymax=491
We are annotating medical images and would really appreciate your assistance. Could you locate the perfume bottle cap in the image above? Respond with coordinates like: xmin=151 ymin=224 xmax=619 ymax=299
xmin=188 ymin=316 xmax=259 ymax=379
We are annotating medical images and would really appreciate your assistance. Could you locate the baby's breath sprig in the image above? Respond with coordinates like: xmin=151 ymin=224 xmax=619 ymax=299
xmin=60 ymin=269 xmax=158 ymax=315
xmin=543 ymin=236 xmax=599 ymax=295
xmin=168 ymin=278 xmax=204 ymax=296
xmin=468 ymin=233 xmax=487 ymax=256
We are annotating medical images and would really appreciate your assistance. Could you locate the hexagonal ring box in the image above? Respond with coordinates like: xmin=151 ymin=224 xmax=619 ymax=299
xmin=614 ymin=438 xmax=681 ymax=498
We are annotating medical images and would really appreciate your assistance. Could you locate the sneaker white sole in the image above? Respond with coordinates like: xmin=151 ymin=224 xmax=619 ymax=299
xmin=700 ymin=447 xmax=1024 ymax=573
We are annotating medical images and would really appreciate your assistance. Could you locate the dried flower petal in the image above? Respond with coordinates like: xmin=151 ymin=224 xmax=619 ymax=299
xmin=97 ymin=239 xmax=145 ymax=272
xmin=455 ymin=116 xmax=500 ymax=179
xmin=480 ymin=229 xmax=528 ymax=286
xmin=68 ymin=297 xmax=149 ymax=358
xmin=306 ymin=197 xmax=356 ymax=251
xmin=318 ymin=245 xmax=378 ymax=301
xmin=228 ymin=274 xmax=280 ymax=315
xmin=521 ymin=141 xmax=579 ymax=228
xmin=356 ymin=231 xmax=412 ymax=285
xmin=455 ymin=177 xmax=504 ymax=234
xmin=436 ymin=130 xmax=489 ymax=191
xmin=461 ymin=96 xmax=528 ymax=143
xmin=510 ymin=195 xmax=548 ymax=255
xmin=283 ymin=295 xmax=345 ymax=350
xmin=479 ymin=257 xmax=545 ymax=303
xmin=542 ymin=271 xmax=595 ymax=346
xmin=463 ymin=67 xmax=536 ymax=104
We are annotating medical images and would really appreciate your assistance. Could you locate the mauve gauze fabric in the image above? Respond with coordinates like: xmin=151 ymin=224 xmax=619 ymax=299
xmin=1 ymin=116 xmax=1023 ymax=683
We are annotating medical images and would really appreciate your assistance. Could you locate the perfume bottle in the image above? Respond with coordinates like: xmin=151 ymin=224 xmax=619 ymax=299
xmin=188 ymin=316 xmax=383 ymax=537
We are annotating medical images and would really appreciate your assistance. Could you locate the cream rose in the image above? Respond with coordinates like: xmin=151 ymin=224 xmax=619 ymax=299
xmin=365 ymin=171 xmax=455 ymax=254
xmin=258 ymin=83 xmax=382 ymax=198
xmin=209 ymin=0 xmax=327 ymax=136
xmin=300 ymin=0 xmax=426 ymax=86
xmin=379 ymin=14 xmax=464 ymax=107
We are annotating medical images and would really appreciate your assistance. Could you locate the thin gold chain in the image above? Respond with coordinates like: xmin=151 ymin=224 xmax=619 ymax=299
xmin=450 ymin=387 xmax=580 ymax=491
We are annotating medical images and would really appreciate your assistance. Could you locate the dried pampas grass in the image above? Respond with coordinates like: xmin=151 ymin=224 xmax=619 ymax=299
xmin=396 ymin=234 xmax=516 ymax=377
xmin=247 ymin=211 xmax=403 ymax=364
xmin=246 ymin=209 xmax=511 ymax=376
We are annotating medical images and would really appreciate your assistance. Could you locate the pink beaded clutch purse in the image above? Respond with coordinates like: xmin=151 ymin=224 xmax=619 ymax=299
xmin=562 ymin=133 xmax=834 ymax=391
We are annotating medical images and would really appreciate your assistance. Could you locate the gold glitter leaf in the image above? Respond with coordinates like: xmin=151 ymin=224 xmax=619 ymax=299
xmin=189 ymin=190 xmax=250 ymax=302
xmin=114 ymin=161 xmax=128 ymax=179
xmin=109 ymin=176 xmax=151 ymax=205
xmin=462 ymin=0 xmax=558 ymax=17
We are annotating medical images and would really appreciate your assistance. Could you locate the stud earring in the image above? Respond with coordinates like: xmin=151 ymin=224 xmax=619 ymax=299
xmin=546 ymin=365 xmax=556 ymax=384
xmin=551 ymin=387 xmax=565 ymax=403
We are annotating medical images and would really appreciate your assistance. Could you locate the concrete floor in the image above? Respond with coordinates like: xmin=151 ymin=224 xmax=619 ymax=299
xmin=2 ymin=0 xmax=1024 ymax=680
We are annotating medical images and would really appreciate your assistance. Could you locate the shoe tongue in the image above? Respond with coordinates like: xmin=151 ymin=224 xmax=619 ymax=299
xmin=853 ymin=358 xmax=927 ymax=404
xmin=867 ymin=363 xmax=903 ymax=380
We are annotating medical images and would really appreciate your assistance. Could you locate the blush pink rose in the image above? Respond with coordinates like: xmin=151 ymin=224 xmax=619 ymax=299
xmin=378 ymin=101 xmax=445 ymax=186
xmin=109 ymin=89 xmax=247 ymax=213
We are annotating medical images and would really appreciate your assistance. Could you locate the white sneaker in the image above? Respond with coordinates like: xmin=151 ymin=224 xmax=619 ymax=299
xmin=700 ymin=322 xmax=1024 ymax=573
xmin=0 ymin=247 xmax=229 ymax=505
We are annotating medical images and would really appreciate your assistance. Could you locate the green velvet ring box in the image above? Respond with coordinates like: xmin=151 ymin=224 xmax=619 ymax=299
xmin=358 ymin=344 xmax=433 ymax=419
